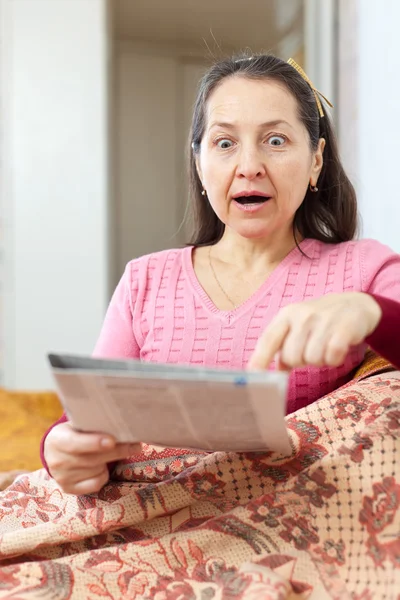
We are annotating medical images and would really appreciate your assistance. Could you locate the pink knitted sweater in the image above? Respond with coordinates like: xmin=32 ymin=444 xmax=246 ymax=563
xmin=93 ymin=238 xmax=400 ymax=415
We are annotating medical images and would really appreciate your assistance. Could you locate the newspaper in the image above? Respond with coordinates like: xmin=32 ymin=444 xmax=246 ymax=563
xmin=48 ymin=354 xmax=291 ymax=454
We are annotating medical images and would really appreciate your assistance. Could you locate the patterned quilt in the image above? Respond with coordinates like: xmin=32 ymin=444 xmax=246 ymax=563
xmin=0 ymin=360 xmax=399 ymax=599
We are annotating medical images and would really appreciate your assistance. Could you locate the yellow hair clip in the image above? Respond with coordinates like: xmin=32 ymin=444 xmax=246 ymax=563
xmin=287 ymin=58 xmax=333 ymax=118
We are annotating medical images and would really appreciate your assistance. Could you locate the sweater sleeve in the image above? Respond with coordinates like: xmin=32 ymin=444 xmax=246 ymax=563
xmin=360 ymin=239 xmax=400 ymax=300
xmin=366 ymin=294 xmax=400 ymax=369
xmin=40 ymin=263 xmax=141 ymax=474
xmin=357 ymin=240 xmax=400 ymax=370
xmin=93 ymin=262 xmax=141 ymax=359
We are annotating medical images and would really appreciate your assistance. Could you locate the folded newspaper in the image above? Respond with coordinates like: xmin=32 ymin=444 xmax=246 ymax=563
xmin=48 ymin=354 xmax=291 ymax=454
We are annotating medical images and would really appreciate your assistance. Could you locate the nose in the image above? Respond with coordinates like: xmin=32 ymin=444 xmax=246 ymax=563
xmin=236 ymin=147 xmax=267 ymax=180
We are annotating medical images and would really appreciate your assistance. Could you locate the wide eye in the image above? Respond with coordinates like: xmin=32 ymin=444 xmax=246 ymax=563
xmin=268 ymin=135 xmax=286 ymax=147
xmin=216 ymin=138 xmax=234 ymax=149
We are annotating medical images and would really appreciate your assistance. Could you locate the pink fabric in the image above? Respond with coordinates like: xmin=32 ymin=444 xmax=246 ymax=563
xmin=93 ymin=238 xmax=400 ymax=415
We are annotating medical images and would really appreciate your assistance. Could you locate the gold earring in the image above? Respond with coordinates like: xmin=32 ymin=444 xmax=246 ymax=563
xmin=309 ymin=183 xmax=319 ymax=193
xmin=201 ymin=189 xmax=207 ymax=196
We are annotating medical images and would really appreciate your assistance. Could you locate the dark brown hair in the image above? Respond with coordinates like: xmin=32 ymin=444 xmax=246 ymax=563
xmin=188 ymin=52 xmax=358 ymax=246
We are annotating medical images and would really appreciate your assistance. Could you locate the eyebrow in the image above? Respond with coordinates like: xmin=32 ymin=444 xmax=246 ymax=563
xmin=208 ymin=119 xmax=293 ymax=131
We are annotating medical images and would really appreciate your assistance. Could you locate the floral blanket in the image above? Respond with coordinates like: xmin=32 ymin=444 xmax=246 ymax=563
xmin=0 ymin=360 xmax=399 ymax=599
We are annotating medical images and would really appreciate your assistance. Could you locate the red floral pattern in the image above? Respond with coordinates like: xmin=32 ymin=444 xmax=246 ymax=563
xmin=338 ymin=433 xmax=374 ymax=463
xmin=335 ymin=393 xmax=369 ymax=421
xmin=387 ymin=409 xmax=400 ymax=431
xmin=148 ymin=540 xmax=254 ymax=599
xmin=314 ymin=539 xmax=346 ymax=566
xmin=183 ymin=471 xmax=226 ymax=498
xmin=249 ymin=494 xmax=286 ymax=528
xmin=365 ymin=397 xmax=392 ymax=425
xmin=292 ymin=467 xmax=336 ymax=508
xmin=279 ymin=516 xmax=319 ymax=550
xmin=359 ymin=476 xmax=400 ymax=568
xmin=0 ymin=371 xmax=399 ymax=598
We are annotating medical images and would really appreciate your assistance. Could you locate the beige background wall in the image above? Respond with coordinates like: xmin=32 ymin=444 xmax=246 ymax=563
xmin=114 ymin=41 xmax=207 ymax=278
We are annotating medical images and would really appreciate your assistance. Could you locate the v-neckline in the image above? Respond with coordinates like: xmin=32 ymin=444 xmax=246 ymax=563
xmin=182 ymin=239 xmax=314 ymax=322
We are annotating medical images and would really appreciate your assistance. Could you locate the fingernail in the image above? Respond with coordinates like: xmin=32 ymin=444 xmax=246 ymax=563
xmin=101 ymin=438 xmax=114 ymax=449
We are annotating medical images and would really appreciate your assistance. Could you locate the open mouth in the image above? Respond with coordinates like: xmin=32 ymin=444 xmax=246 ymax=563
xmin=234 ymin=195 xmax=271 ymax=205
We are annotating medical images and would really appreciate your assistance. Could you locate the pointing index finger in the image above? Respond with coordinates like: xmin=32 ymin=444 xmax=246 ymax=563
xmin=248 ymin=318 xmax=290 ymax=371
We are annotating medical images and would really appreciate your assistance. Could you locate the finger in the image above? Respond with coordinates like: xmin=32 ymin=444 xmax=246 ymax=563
xmin=56 ymin=465 xmax=107 ymax=487
xmin=280 ymin=322 xmax=313 ymax=368
xmin=60 ymin=467 xmax=110 ymax=496
xmin=53 ymin=424 xmax=117 ymax=455
xmin=276 ymin=352 xmax=291 ymax=371
xmin=51 ymin=443 xmax=142 ymax=471
xmin=248 ymin=318 xmax=290 ymax=370
xmin=303 ymin=326 xmax=334 ymax=366
xmin=324 ymin=329 xmax=354 ymax=366
xmin=98 ymin=442 xmax=142 ymax=464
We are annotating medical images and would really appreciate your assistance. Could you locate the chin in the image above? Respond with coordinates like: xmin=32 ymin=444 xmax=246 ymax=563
xmin=234 ymin=224 xmax=274 ymax=240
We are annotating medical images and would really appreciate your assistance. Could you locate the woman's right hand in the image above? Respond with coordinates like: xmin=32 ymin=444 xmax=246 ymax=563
xmin=44 ymin=422 xmax=141 ymax=495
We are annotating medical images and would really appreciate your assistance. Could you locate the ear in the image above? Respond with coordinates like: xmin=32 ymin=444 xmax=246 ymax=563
xmin=310 ymin=138 xmax=325 ymax=186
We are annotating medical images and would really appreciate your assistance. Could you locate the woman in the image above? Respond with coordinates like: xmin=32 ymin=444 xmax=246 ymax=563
xmin=42 ymin=53 xmax=400 ymax=497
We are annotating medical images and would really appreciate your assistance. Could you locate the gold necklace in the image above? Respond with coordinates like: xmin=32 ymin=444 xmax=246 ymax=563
xmin=208 ymin=243 xmax=296 ymax=311
xmin=208 ymin=246 xmax=239 ymax=310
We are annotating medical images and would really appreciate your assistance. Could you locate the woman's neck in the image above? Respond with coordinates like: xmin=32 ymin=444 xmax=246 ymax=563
xmin=213 ymin=229 xmax=302 ymax=273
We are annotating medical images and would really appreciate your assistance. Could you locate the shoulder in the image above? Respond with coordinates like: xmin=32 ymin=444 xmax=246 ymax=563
xmin=355 ymin=238 xmax=400 ymax=291
xmin=308 ymin=237 xmax=400 ymax=291
xmin=303 ymin=238 xmax=360 ymax=267
xmin=353 ymin=237 xmax=399 ymax=259
xmin=307 ymin=237 xmax=397 ymax=260
xmin=125 ymin=247 xmax=189 ymax=276
xmin=122 ymin=247 xmax=191 ymax=294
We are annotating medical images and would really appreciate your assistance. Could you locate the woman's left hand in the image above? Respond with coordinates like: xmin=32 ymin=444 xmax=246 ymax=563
xmin=248 ymin=292 xmax=382 ymax=371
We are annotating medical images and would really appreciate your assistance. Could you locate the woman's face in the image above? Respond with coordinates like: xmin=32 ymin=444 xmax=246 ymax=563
xmin=196 ymin=76 xmax=325 ymax=241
